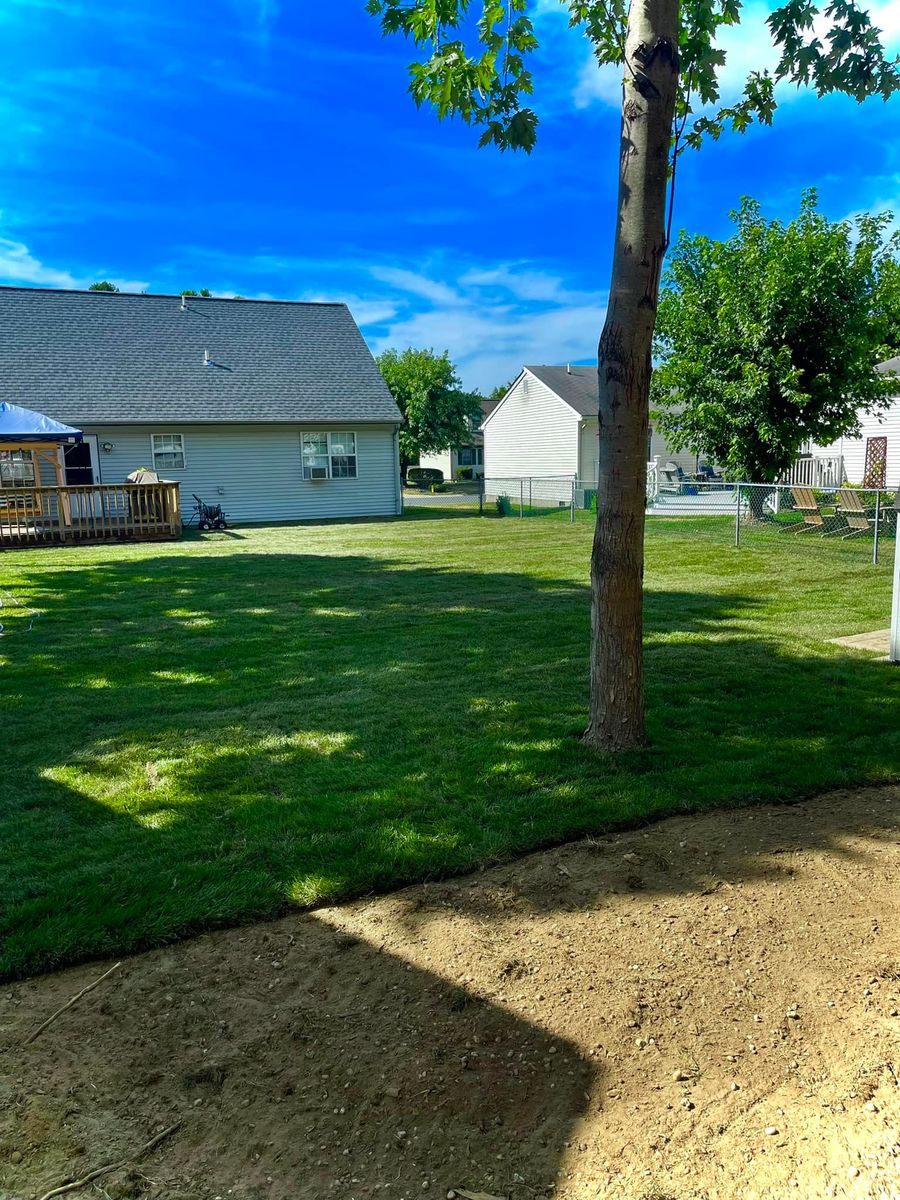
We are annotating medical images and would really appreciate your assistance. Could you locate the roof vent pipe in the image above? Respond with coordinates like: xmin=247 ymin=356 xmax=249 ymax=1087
xmin=203 ymin=349 xmax=211 ymax=367
xmin=180 ymin=294 xmax=187 ymax=311
xmin=567 ymin=363 xmax=571 ymax=374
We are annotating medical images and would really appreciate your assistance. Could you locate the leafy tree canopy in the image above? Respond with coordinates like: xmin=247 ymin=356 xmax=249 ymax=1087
xmin=487 ymin=377 xmax=517 ymax=401
xmin=366 ymin=0 xmax=899 ymax=157
xmin=651 ymin=191 xmax=900 ymax=481
xmin=181 ymin=288 xmax=212 ymax=297
xmin=88 ymin=281 xmax=119 ymax=291
xmin=377 ymin=347 xmax=484 ymax=462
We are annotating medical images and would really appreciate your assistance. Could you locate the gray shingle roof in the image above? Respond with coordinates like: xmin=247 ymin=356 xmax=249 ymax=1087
xmin=525 ymin=365 xmax=598 ymax=417
xmin=0 ymin=287 xmax=402 ymax=425
xmin=877 ymin=355 xmax=900 ymax=377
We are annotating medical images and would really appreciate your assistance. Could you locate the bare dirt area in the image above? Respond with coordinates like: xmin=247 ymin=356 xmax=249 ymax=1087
xmin=2 ymin=786 xmax=899 ymax=1200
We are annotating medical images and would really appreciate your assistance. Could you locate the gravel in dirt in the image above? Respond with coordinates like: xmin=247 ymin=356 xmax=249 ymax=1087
xmin=1 ymin=786 xmax=899 ymax=1200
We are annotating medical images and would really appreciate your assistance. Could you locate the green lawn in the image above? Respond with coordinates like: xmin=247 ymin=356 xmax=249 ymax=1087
xmin=2 ymin=513 xmax=898 ymax=980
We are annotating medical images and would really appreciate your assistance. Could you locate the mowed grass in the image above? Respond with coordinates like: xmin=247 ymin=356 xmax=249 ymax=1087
xmin=2 ymin=514 xmax=898 ymax=980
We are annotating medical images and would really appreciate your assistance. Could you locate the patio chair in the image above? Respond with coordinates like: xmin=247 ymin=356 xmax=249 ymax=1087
xmin=660 ymin=462 xmax=696 ymax=494
xmin=835 ymin=488 xmax=873 ymax=538
xmin=697 ymin=463 xmax=719 ymax=480
xmin=789 ymin=486 xmax=826 ymax=532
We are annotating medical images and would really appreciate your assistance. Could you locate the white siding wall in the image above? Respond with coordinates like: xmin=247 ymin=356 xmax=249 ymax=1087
xmin=811 ymin=396 xmax=900 ymax=487
xmin=579 ymin=420 xmax=598 ymax=481
xmin=648 ymin=426 xmax=702 ymax=476
xmin=73 ymin=423 xmax=400 ymax=523
xmin=483 ymin=371 xmax=579 ymax=479
xmin=577 ymin=420 xmax=699 ymax=482
xmin=417 ymin=448 xmax=453 ymax=478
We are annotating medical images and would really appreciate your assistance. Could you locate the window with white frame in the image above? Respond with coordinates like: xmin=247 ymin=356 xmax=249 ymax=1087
xmin=301 ymin=431 xmax=358 ymax=480
xmin=0 ymin=450 xmax=36 ymax=487
xmin=150 ymin=433 xmax=186 ymax=471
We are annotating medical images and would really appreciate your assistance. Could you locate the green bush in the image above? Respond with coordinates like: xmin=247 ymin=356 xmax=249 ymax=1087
xmin=406 ymin=466 xmax=444 ymax=489
xmin=496 ymin=494 xmax=511 ymax=516
xmin=455 ymin=466 xmax=473 ymax=481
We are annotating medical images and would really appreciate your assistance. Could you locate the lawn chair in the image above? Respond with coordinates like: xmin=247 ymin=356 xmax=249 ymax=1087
xmin=789 ymin=486 xmax=826 ymax=532
xmin=695 ymin=463 xmax=715 ymax=479
xmin=835 ymin=488 xmax=873 ymax=538
xmin=660 ymin=462 xmax=689 ymax=494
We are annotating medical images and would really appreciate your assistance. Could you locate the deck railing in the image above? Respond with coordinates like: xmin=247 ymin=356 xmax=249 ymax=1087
xmin=781 ymin=454 xmax=844 ymax=489
xmin=0 ymin=481 xmax=182 ymax=547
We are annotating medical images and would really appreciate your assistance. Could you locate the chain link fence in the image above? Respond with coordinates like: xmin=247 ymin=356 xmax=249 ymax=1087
xmin=403 ymin=475 xmax=897 ymax=564
xmin=648 ymin=480 xmax=896 ymax=563
xmin=732 ymin=482 xmax=896 ymax=564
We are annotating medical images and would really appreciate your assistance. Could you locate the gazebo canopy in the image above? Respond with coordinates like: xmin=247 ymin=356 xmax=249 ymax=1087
xmin=0 ymin=402 xmax=83 ymax=444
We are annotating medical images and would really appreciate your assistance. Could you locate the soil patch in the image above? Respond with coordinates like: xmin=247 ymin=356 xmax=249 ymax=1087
xmin=2 ymin=786 xmax=899 ymax=1200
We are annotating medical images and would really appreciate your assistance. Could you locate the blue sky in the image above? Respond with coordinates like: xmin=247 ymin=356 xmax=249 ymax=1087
xmin=0 ymin=0 xmax=898 ymax=390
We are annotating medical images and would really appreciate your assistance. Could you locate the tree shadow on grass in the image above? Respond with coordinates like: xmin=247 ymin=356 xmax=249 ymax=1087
xmin=1 ymin=549 xmax=898 ymax=983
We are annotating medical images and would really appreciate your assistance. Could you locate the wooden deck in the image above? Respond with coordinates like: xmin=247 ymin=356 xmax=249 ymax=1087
xmin=0 ymin=481 xmax=182 ymax=547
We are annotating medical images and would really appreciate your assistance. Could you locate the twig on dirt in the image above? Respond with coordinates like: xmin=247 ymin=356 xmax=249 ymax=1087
xmin=23 ymin=962 xmax=121 ymax=1046
xmin=36 ymin=1121 xmax=182 ymax=1200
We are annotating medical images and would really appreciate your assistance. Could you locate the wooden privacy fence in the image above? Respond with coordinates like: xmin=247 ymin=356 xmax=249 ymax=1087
xmin=0 ymin=481 xmax=182 ymax=547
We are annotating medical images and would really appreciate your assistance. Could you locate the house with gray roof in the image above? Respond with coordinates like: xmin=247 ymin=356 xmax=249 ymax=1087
xmin=0 ymin=286 xmax=403 ymax=524
xmin=481 ymin=365 xmax=696 ymax=486
xmin=417 ymin=397 xmax=499 ymax=481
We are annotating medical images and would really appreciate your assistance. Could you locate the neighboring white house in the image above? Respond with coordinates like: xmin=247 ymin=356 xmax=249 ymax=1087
xmin=417 ymin=398 xmax=498 ymax=480
xmin=481 ymin=365 xmax=698 ymax=483
xmin=0 ymin=286 xmax=403 ymax=523
xmin=806 ymin=355 xmax=900 ymax=487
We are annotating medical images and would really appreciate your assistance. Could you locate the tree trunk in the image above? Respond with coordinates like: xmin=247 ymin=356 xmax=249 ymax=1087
xmin=583 ymin=0 xmax=679 ymax=753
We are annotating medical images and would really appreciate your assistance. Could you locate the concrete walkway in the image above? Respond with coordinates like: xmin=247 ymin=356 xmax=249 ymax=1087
xmin=829 ymin=628 xmax=891 ymax=654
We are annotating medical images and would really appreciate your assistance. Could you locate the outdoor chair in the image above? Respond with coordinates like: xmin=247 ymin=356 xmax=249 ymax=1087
xmin=835 ymin=488 xmax=874 ymax=538
xmin=660 ymin=462 xmax=699 ymax=494
xmin=789 ymin=486 xmax=826 ymax=532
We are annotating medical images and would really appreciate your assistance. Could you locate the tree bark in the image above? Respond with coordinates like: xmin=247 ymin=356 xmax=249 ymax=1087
xmin=583 ymin=0 xmax=679 ymax=753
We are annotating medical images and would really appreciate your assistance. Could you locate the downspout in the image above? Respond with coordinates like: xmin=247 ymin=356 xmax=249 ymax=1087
xmin=394 ymin=425 xmax=403 ymax=515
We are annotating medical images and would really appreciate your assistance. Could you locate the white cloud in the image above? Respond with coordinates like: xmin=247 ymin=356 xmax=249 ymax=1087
xmin=573 ymin=0 xmax=900 ymax=111
xmin=301 ymin=293 xmax=399 ymax=327
xmin=0 ymin=237 xmax=79 ymax=287
xmin=364 ymin=259 xmax=606 ymax=391
xmin=0 ymin=233 xmax=148 ymax=292
xmin=370 ymin=266 xmax=462 ymax=307
xmin=106 ymin=278 xmax=151 ymax=292
xmin=459 ymin=263 xmax=595 ymax=304
xmin=574 ymin=58 xmax=622 ymax=110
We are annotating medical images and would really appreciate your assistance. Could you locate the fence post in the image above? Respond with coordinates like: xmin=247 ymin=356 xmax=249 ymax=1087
xmin=891 ymin=504 xmax=900 ymax=663
xmin=479 ymin=475 xmax=484 ymax=517
xmin=570 ymin=480 xmax=575 ymax=524
xmin=735 ymin=483 xmax=742 ymax=547
xmin=873 ymin=490 xmax=881 ymax=565
xmin=519 ymin=480 xmax=524 ymax=519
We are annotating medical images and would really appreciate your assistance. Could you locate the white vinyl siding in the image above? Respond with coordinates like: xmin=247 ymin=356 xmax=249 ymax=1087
xmin=483 ymin=371 xmax=580 ymax=479
xmin=417 ymin=448 xmax=453 ymax=479
xmin=647 ymin=425 xmax=704 ymax=477
xmin=810 ymin=393 xmax=900 ymax=487
xmin=418 ymin=444 xmax=484 ymax=479
xmin=577 ymin=420 xmax=699 ymax=483
xmin=74 ymin=423 xmax=400 ymax=522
